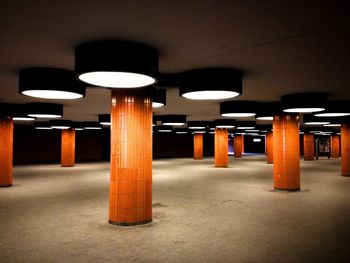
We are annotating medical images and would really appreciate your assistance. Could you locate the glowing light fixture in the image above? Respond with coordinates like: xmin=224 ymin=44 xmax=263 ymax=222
xmin=50 ymin=120 xmax=71 ymax=129
xmin=236 ymin=121 xmax=255 ymax=130
xmin=83 ymin=122 xmax=102 ymax=130
xmin=281 ymin=93 xmax=327 ymax=113
xmin=179 ymin=68 xmax=242 ymax=100
xmin=187 ymin=121 xmax=208 ymax=130
xmin=34 ymin=122 xmax=52 ymax=130
xmin=158 ymin=115 xmax=186 ymax=126
xmin=314 ymin=100 xmax=350 ymax=117
xmin=256 ymin=102 xmax=282 ymax=121
xmin=175 ymin=128 xmax=188 ymax=134
xmin=75 ymin=40 xmax=158 ymax=88
xmin=214 ymin=119 xmax=236 ymax=129
xmin=19 ymin=68 xmax=86 ymax=99
xmin=220 ymin=101 xmax=259 ymax=118
xmin=26 ymin=103 xmax=63 ymax=119
xmin=323 ymin=124 xmax=341 ymax=127
xmin=156 ymin=125 xmax=173 ymax=133
xmin=303 ymin=114 xmax=330 ymax=125
xmin=98 ymin=114 xmax=111 ymax=126
xmin=152 ymin=88 xmax=166 ymax=108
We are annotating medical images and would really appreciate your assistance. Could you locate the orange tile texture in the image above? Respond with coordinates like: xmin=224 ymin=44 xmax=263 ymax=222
xmin=215 ymin=128 xmax=228 ymax=167
xmin=193 ymin=133 xmax=203 ymax=160
xmin=266 ymin=131 xmax=273 ymax=164
xmin=61 ymin=129 xmax=75 ymax=167
xmin=273 ymin=114 xmax=300 ymax=191
xmin=303 ymin=133 xmax=314 ymax=161
xmin=234 ymin=134 xmax=243 ymax=158
xmin=109 ymin=88 xmax=152 ymax=225
xmin=331 ymin=134 xmax=340 ymax=158
xmin=341 ymin=124 xmax=350 ymax=176
xmin=0 ymin=118 xmax=13 ymax=187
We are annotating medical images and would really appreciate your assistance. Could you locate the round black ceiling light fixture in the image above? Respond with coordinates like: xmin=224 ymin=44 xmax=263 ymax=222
xmin=34 ymin=121 xmax=52 ymax=130
xmin=174 ymin=128 xmax=188 ymax=134
xmin=303 ymin=114 xmax=330 ymax=126
xmin=12 ymin=104 xmax=36 ymax=121
xmin=50 ymin=120 xmax=72 ymax=130
xmin=75 ymin=40 xmax=158 ymax=88
xmin=314 ymin=100 xmax=350 ymax=117
xmin=220 ymin=100 xmax=260 ymax=118
xmin=255 ymin=102 xmax=282 ymax=121
xmin=179 ymin=68 xmax=242 ymax=100
xmin=281 ymin=93 xmax=327 ymax=113
xmin=236 ymin=121 xmax=256 ymax=130
xmin=214 ymin=119 xmax=236 ymax=129
xmin=83 ymin=121 xmax=102 ymax=130
xmin=187 ymin=121 xmax=208 ymax=130
xmin=26 ymin=103 xmax=63 ymax=119
xmin=155 ymin=125 xmax=173 ymax=133
xmin=98 ymin=114 xmax=111 ymax=126
xmin=19 ymin=68 xmax=86 ymax=99
xmin=157 ymin=114 xmax=186 ymax=126
xmin=152 ymin=88 xmax=166 ymax=108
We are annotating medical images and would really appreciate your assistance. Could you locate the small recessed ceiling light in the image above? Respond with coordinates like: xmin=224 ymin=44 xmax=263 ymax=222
xmin=192 ymin=131 xmax=206 ymax=134
xmin=75 ymin=128 xmax=84 ymax=131
xmin=35 ymin=127 xmax=52 ymax=130
xmin=245 ymin=129 xmax=259 ymax=132
xmin=163 ymin=122 xmax=185 ymax=126
xmin=176 ymin=131 xmax=188 ymax=134
xmin=158 ymin=129 xmax=172 ymax=132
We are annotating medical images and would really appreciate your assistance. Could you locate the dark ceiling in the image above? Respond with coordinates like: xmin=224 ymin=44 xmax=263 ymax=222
xmin=1 ymin=0 xmax=349 ymax=122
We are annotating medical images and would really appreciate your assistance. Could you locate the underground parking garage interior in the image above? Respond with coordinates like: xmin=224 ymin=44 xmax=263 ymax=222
xmin=1 ymin=1 xmax=350 ymax=262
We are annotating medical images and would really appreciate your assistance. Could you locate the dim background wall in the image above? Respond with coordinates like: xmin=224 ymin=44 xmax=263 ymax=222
xmin=13 ymin=125 xmax=104 ymax=164
xmin=13 ymin=126 xmax=268 ymax=164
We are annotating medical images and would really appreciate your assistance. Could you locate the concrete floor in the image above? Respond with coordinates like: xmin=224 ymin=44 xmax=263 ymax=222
xmin=1 ymin=156 xmax=350 ymax=263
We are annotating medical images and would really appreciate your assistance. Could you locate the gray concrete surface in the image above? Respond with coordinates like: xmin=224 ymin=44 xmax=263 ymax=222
xmin=1 ymin=156 xmax=349 ymax=263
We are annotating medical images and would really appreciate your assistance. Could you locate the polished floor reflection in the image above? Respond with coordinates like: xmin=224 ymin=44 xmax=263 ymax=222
xmin=1 ymin=156 xmax=349 ymax=262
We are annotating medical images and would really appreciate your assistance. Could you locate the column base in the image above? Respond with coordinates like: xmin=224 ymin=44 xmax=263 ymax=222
xmin=215 ymin=165 xmax=228 ymax=168
xmin=274 ymin=187 xmax=300 ymax=192
xmin=61 ymin=165 xmax=75 ymax=167
xmin=341 ymin=174 xmax=350 ymax=177
xmin=0 ymin=184 xmax=12 ymax=187
xmin=109 ymin=219 xmax=152 ymax=226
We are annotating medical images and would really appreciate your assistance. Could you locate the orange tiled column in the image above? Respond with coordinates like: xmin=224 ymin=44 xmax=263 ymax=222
xmin=0 ymin=117 xmax=13 ymax=187
xmin=341 ymin=124 xmax=350 ymax=176
xmin=273 ymin=114 xmax=300 ymax=191
xmin=109 ymin=88 xmax=152 ymax=225
xmin=331 ymin=134 xmax=340 ymax=158
xmin=266 ymin=131 xmax=273 ymax=164
xmin=303 ymin=133 xmax=314 ymax=161
xmin=215 ymin=128 xmax=228 ymax=167
xmin=234 ymin=134 xmax=243 ymax=158
xmin=61 ymin=129 xmax=75 ymax=167
xmin=193 ymin=133 xmax=203 ymax=160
